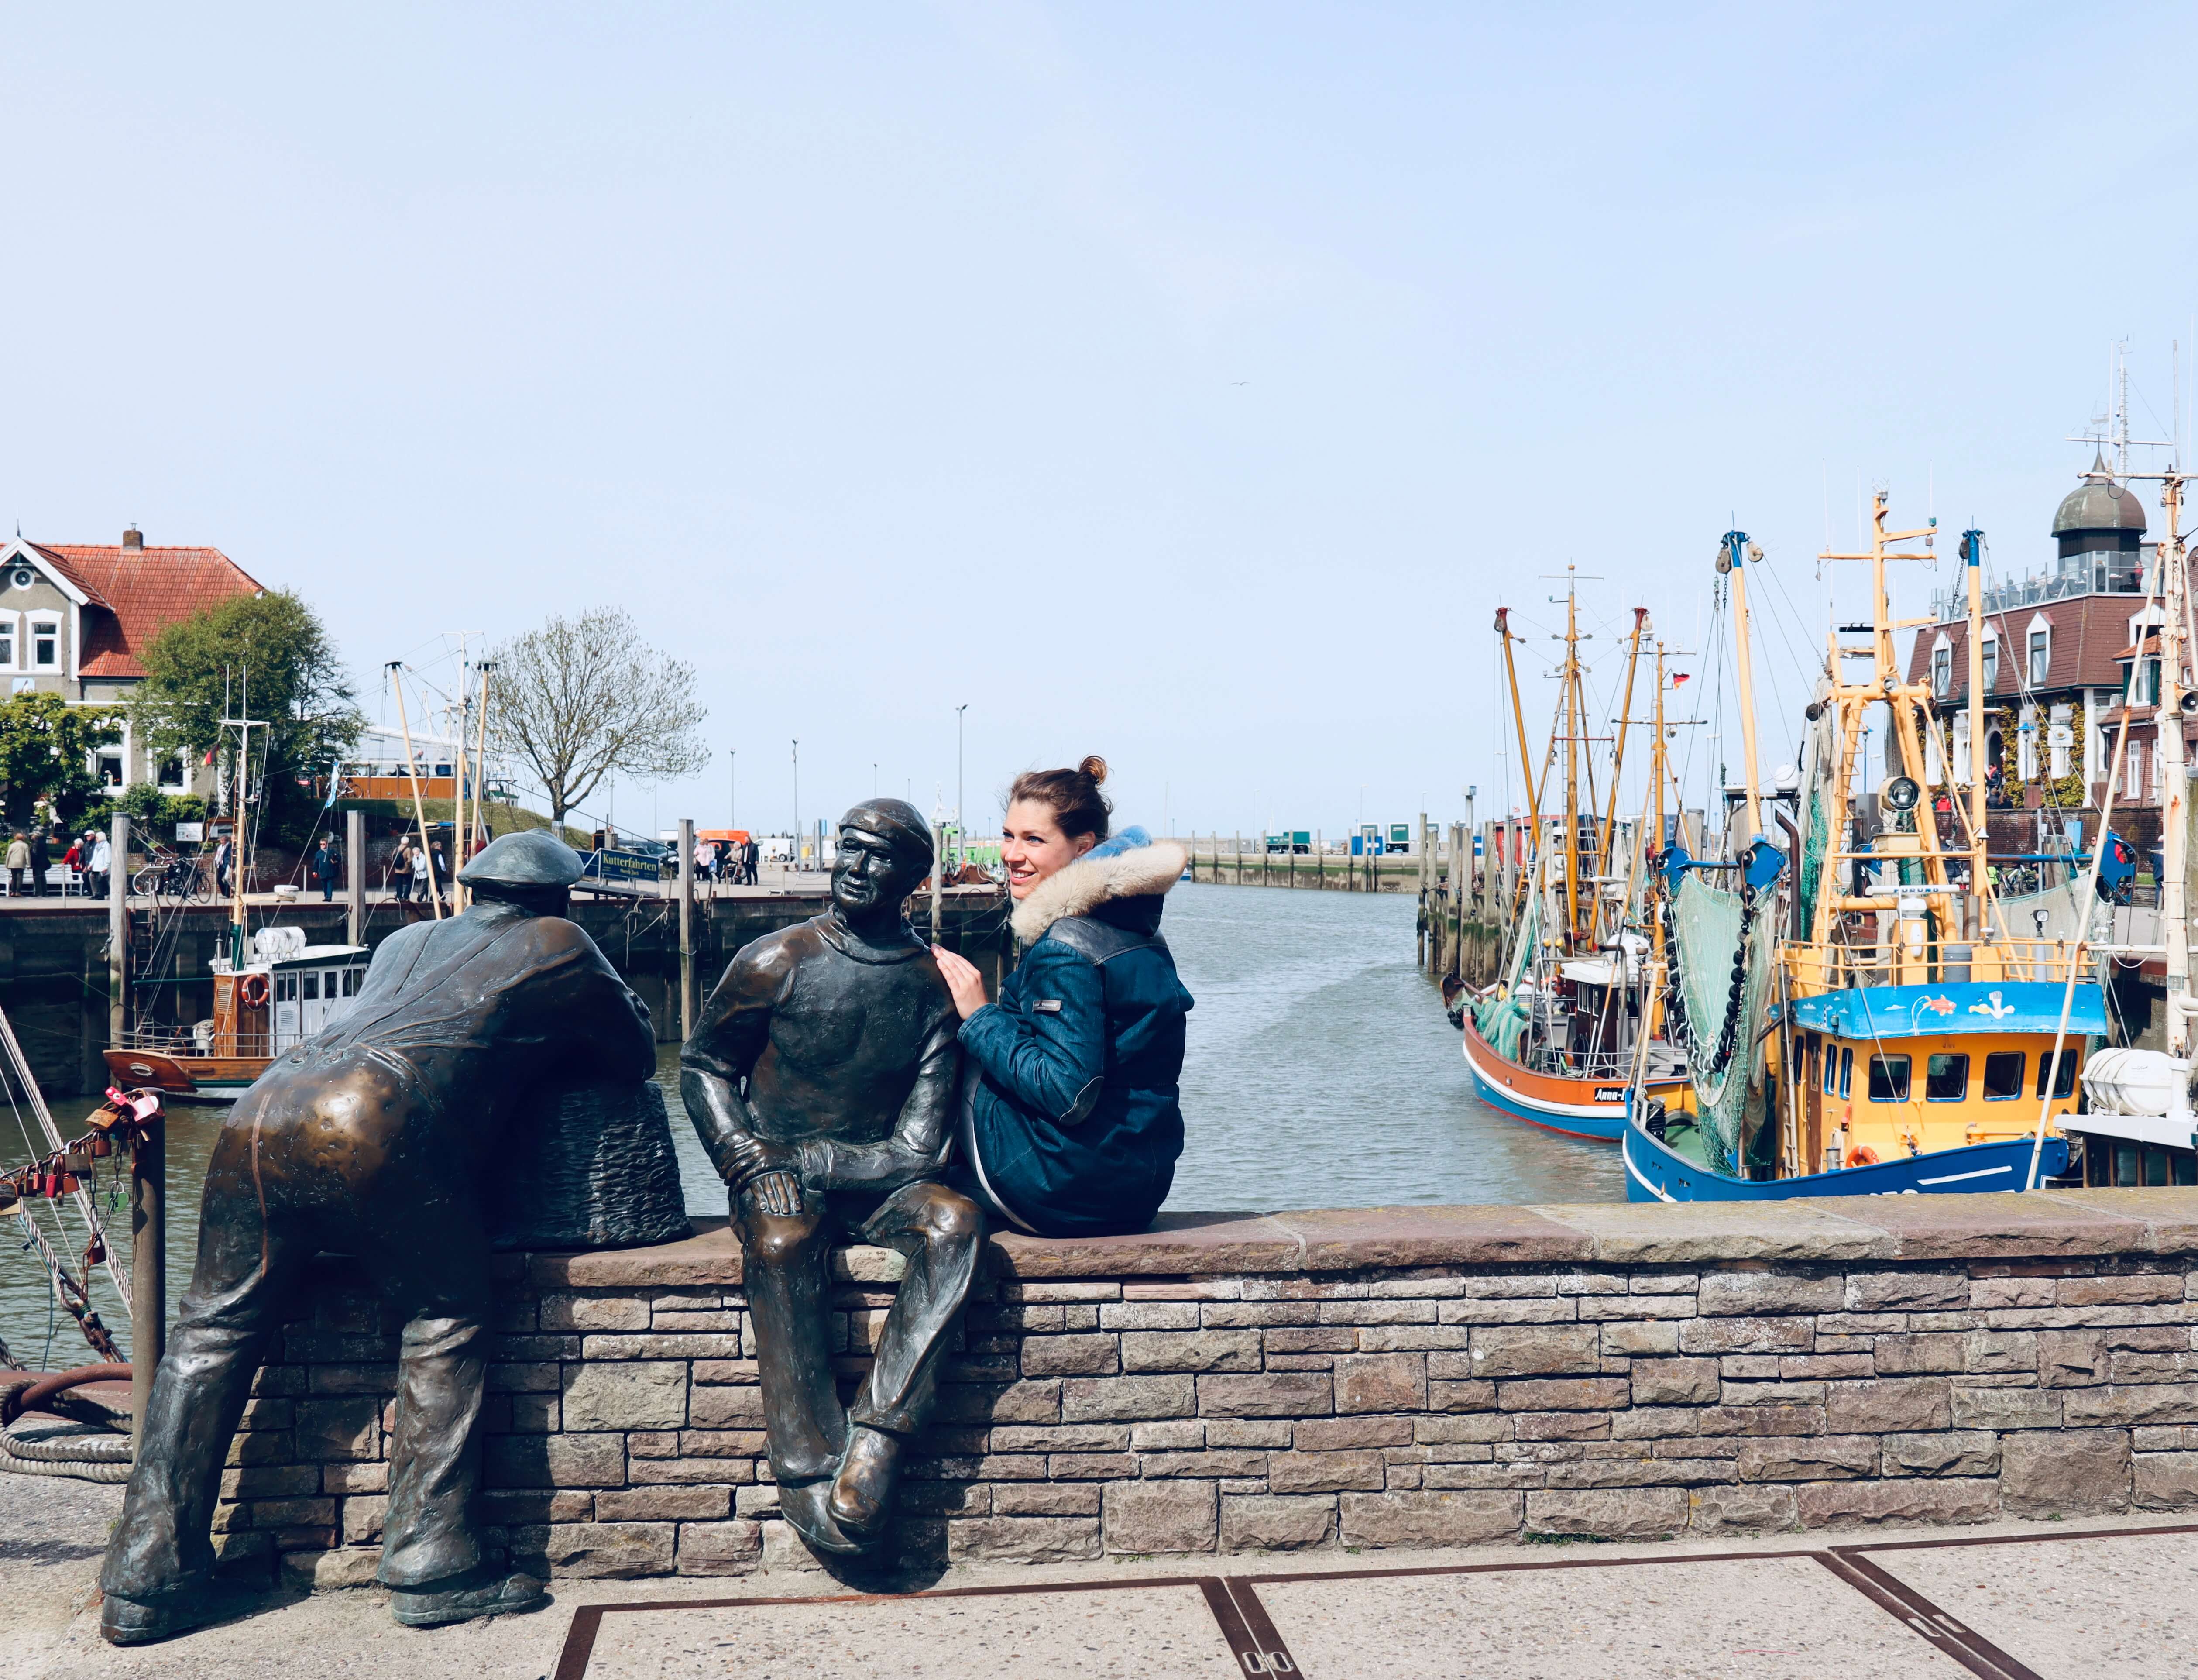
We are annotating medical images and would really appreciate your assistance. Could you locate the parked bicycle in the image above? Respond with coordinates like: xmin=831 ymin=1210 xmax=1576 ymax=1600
xmin=131 ymin=849 xmax=212 ymax=903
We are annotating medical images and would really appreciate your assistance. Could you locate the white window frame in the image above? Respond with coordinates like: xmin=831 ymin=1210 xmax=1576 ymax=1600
xmin=26 ymin=611 xmax=62 ymax=674
xmin=155 ymin=750 xmax=188 ymax=792
xmin=1952 ymin=710 xmax=1973 ymax=785
xmin=2026 ymin=615 xmax=2052 ymax=687
xmin=0 ymin=612 xmax=20 ymax=671
xmin=2018 ymin=704 xmax=2038 ymax=780
xmin=1930 ymin=633 xmax=1953 ymax=697
xmin=1980 ymin=629 xmax=1998 ymax=693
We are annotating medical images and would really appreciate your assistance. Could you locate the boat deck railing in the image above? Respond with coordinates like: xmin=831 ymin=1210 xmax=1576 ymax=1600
xmin=114 ymin=1025 xmax=274 ymax=1059
xmin=1781 ymin=935 xmax=2088 ymax=993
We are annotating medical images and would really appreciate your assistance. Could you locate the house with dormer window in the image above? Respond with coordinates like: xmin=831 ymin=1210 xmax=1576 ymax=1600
xmin=1907 ymin=457 xmax=2177 ymax=811
xmin=0 ymin=527 xmax=264 ymax=796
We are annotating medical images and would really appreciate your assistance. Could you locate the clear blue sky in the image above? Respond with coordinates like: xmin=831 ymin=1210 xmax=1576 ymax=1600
xmin=5 ymin=5 xmax=2196 ymax=839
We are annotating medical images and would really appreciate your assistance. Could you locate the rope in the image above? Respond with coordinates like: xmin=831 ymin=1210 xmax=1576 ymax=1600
xmin=0 ymin=1422 xmax=131 ymax=1481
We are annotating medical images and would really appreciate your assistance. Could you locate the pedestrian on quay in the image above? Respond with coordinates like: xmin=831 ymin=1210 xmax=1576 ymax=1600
xmin=213 ymin=835 xmax=234 ymax=899
xmin=311 ymin=835 xmax=337 ymax=902
xmin=412 ymin=838 xmax=435 ymax=904
xmin=4 ymin=832 xmax=28 ymax=897
xmin=387 ymin=839 xmax=410 ymax=899
xmin=27 ymin=826 xmax=49 ymax=898
xmin=90 ymin=830 xmax=112 ymax=900
xmin=62 ymin=834 xmax=83 ymax=895
xmin=929 ymin=756 xmax=1194 ymax=1239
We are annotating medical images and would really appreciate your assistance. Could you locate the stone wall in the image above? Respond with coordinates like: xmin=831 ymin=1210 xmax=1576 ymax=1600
xmin=215 ymin=1189 xmax=2198 ymax=1586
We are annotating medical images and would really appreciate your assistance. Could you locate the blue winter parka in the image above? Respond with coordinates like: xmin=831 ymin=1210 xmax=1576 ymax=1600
xmin=956 ymin=833 xmax=1192 ymax=1237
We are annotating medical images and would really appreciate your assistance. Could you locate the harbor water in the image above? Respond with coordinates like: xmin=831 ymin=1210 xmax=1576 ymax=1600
xmin=0 ymin=880 xmax=1619 ymax=1367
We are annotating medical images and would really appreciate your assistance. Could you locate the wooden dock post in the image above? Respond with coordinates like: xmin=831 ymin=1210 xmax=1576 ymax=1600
xmin=931 ymin=823 xmax=945 ymax=944
xmin=1316 ymin=831 xmax=1324 ymax=889
xmin=678 ymin=817 xmax=696 ymax=1039
xmin=345 ymin=809 xmax=365 ymax=948
xmin=1234 ymin=834 xmax=1242 ymax=887
xmin=108 ymin=813 xmax=128 ymax=1046
xmin=130 ymin=1109 xmax=165 ymax=1442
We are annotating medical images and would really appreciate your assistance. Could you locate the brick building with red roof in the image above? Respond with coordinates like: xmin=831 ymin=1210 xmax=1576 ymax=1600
xmin=0 ymin=526 xmax=263 ymax=793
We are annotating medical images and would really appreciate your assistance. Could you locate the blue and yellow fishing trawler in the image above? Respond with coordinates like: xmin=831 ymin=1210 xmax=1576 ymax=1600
xmin=1624 ymin=502 xmax=2098 ymax=1200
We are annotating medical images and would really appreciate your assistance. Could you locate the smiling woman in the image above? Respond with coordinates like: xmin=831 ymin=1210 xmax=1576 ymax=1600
xmin=931 ymin=757 xmax=1194 ymax=1238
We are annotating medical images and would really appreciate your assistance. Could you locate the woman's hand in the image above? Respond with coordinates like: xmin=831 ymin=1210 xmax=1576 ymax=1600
xmin=931 ymin=945 xmax=989 ymax=1020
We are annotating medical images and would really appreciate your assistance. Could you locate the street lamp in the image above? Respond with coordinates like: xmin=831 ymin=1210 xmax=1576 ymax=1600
xmin=791 ymin=739 xmax=800 ymax=866
xmin=729 ymin=748 xmax=736 ymax=829
xmin=955 ymin=704 xmax=968 ymax=861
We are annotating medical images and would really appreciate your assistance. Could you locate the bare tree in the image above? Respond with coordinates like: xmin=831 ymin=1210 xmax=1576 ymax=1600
xmin=489 ymin=608 xmax=709 ymax=825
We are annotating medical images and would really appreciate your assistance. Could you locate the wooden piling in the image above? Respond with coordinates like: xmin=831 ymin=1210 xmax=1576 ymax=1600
xmin=678 ymin=817 xmax=696 ymax=1038
xmin=345 ymin=809 xmax=365 ymax=948
xmin=130 ymin=1112 xmax=165 ymax=1442
xmin=108 ymin=813 xmax=128 ymax=1046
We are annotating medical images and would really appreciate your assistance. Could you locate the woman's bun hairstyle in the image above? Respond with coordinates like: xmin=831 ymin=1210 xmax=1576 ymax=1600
xmin=1009 ymin=756 xmax=1113 ymax=842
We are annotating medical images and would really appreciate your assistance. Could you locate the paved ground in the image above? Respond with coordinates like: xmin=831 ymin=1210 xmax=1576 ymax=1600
xmin=10 ymin=1481 xmax=2195 ymax=1679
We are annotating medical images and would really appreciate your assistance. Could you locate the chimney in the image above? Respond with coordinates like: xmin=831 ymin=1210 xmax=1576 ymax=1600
xmin=122 ymin=526 xmax=143 ymax=551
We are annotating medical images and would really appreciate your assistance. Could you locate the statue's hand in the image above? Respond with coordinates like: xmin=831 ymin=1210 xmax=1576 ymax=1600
xmin=744 ymin=1168 xmax=804 ymax=1218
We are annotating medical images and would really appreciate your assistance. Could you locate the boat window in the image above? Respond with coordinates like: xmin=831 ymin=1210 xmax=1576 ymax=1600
xmin=1982 ymin=1051 xmax=2024 ymax=1101
xmin=1838 ymin=1047 xmax=1852 ymax=1098
xmin=343 ymin=968 xmax=363 ymax=996
xmin=2179 ymin=1156 xmax=2198 ymax=1188
xmin=2036 ymin=1048 xmax=2078 ymax=1099
xmin=1820 ymin=1045 xmax=1834 ymax=1094
xmin=2146 ymin=1150 xmax=2172 ymax=1187
xmin=2115 ymin=1144 xmax=2140 ymax=1186
xmin=1925 ymin=1053 xmax=1968 ymax=1102
xmin=1867 ymin=1055 xmax=1910 ymax=1103
xmin=302 ymin=972 xmax=319 ymax=1001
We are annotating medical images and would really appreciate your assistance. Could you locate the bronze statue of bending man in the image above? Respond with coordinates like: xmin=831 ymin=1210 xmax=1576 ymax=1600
xmin=681 ymin=800 xmax=983 ymax=1556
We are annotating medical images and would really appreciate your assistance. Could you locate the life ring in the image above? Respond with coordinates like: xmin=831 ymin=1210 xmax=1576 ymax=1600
xmin=1845 ymin=1144 xmax=1880 ymax=1168
xmin=238 ymin=972 xmax=271 ymax=1009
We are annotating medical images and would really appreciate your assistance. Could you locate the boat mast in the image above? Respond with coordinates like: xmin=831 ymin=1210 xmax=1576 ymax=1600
xmin=1494 ymin=608 xmax=1542 ymax=924
xmin=2157 ymin=474 xmax=2189 ymax=1055
xmin=1561 ymin=577 xmax=1586 ymax=948
xmin=1494 ymin=609 xmax=1542 ymax=833
xmin=1963 ymin=527 xmax=1988 ymax=914
xmin=1597 ymin=608 xmax=1650 ymax=941
xmin=1813 ymin=494 xmax=1954 ymax=944
xmin=1721 ymin=533 xmax=1765 ymax=849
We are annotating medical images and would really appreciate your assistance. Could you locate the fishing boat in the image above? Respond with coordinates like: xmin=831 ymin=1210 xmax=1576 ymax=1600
xmin=1624 ymin=499 xmax=2107 ymax=1200
xmin=105 ymin=926 xmax=371 ymax=1098
xmin=2050 ymin=464 xmax=2198 ymax=1189
xmin=1464 ymin=581 xmax=1692 ymax=1138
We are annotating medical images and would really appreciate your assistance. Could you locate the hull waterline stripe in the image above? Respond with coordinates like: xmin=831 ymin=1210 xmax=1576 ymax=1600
xmin=1916 ymin=1165 xmax=2013 ymax=1186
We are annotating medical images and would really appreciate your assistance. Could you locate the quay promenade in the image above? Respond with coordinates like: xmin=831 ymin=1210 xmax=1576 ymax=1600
xmin=11 ymin=1481 xmax=2190 ymax=1676
xmin=10 ymin=1188 xmax=2184 ymax=1674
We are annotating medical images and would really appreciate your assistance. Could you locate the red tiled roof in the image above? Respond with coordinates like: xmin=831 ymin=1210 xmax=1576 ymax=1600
xmin=1903 ymin=595 xmax=2157 ymax=700
xmin=29 ymin=543 xmax=264 ymax=679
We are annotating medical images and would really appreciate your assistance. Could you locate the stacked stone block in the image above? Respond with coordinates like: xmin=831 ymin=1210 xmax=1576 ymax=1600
xmin=211 ymin=1191 xmax=2198 ymax=1584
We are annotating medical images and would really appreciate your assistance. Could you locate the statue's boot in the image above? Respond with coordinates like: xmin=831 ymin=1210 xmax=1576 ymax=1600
xmin=388 ymin=1567 xmax=548 ymax=1629
xmin=828 ymin=1426 xmax=903 ymax=1541
xmin=101 ymin=1582 xmax=261 ymax=1646
xmin=777 ymin=1478 xmax=867 ymax=1556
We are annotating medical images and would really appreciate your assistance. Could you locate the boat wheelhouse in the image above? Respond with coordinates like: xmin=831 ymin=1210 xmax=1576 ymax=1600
xmin=105 ymin=926 xmax=371 ymax=1096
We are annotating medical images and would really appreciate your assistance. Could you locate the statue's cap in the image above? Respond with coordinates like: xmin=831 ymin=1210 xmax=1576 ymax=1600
xmin=839 ymin=798 xmax=934 ymax=865
xmin=459 ymin=829 xmax=586 ymax=889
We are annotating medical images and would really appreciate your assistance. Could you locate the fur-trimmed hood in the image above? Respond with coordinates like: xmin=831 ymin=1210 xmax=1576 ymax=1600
xmin=1011 ymin=836 xmax=1187 ymax=944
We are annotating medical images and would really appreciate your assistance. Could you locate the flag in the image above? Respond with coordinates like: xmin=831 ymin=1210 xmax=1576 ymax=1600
xmin=1671 ymin=673 xmax=1692 ymax=686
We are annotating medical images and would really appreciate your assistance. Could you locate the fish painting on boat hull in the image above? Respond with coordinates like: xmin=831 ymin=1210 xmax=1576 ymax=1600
xmin=1463 ymin=1016 xmax=1687 ymax=1142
